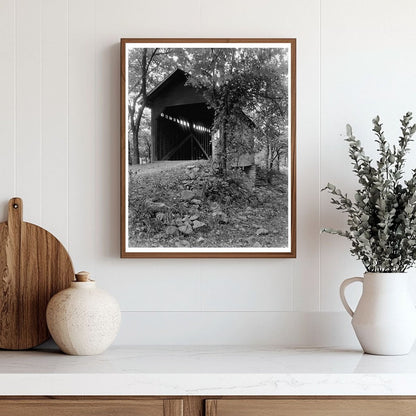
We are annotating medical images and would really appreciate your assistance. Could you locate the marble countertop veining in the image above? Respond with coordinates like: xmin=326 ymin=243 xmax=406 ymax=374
xmin=0 ymin=345 xmax=416 ymax=396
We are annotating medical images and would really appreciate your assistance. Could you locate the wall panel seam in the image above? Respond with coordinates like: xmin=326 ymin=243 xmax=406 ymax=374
xmin=67 ymin=0 xmax=70 ymax=251
xmin=40 ymin=0 xmax=43 ymax=225
xmin=94 ymin=0 xmax=97 ymax=268
xmin=66 ymin=0 xmax=69 ymax=248
xmin=13 ymin=0 xmax=17 ymax=195
xmin=318 ymin=0 xmax=322 ymax=312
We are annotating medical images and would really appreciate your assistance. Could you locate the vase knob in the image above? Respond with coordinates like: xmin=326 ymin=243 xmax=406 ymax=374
xmin=75 ymin=271 xmax=91 ymax=282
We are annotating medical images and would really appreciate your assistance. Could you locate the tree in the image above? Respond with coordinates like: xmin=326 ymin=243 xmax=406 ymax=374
xmin=128 ymin=48 xmax=188 ymax=164
xmin=186 ymin=48 xmax=288 ymax=175
xmin=248 ymin=50 xmax=289 ymax=180
xmin=128 ymin=48 xmax=152 ymax=165
xmin=254 ymin=101 xmax=288 ymax=180
xmin=138 ymin=111 xmax=151 ymax=163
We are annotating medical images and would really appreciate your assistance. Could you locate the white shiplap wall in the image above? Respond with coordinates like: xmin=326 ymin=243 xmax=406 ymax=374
xmin=0 ymin=0 xmax=415 ymax=346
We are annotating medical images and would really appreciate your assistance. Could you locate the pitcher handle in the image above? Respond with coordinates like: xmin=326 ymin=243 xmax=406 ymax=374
xmin=340 ymin=277 xmax=363 ymax=317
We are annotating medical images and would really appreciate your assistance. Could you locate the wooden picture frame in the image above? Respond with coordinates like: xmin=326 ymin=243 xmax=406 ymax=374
xmin=121 ymin=38 xmax=296 ymax=258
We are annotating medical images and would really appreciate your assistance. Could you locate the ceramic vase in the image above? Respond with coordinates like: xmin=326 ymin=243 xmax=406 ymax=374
xmin=46 ymin=271 xmax=121 ymax=355
xmin=340 ymin=272 xmax=416 ymax=355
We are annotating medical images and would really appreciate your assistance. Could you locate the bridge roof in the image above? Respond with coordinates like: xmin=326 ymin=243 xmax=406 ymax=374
xmin=147 ymin=68 xmax=190 ymax=106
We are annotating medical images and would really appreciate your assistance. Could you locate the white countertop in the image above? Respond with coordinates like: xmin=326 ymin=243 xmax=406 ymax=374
xmin=1 ymin=345 xmax=416 ymax=396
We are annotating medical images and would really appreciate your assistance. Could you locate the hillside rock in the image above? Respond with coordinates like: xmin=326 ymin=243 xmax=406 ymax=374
xmin=181 ymin=190 xmax=196 ymax=201
xmin=145 ymin=200 xmax=169 ymax=212
xmin=179 ymin=224 xmax=193 ymax=235
xmin=193 ymin=220 xmax=206 ymax=230
xmin=175 ymin=239 xmax=191 ymax=247
xmin=165 ymin=226 xmax=178 ymax=235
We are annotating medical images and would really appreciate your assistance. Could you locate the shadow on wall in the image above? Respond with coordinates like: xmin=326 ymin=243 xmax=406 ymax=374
xmin=95 ymin=42 xmax=120 ymax=258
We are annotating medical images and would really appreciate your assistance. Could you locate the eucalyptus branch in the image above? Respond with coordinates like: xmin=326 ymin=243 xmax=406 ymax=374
xmin=322 ymin=113 xmax=416 ymax=272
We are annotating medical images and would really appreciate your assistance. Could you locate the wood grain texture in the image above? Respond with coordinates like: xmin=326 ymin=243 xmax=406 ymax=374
xmin=183 ymin=396 xmax=203 ymax=416
xmin=0 ymin=198 xmax=74 ymax=350
xmin=206 ymin=398 xmax=416 ymax=416
xmin=1 ymin=397 xmax=415 ymax=416
xmin=120 ymin=38 xmax=296 ymax=258
xmin=0 ymin=399 xmax=168 ymax=416
xmin=164 ymin=399 xmax=184 ymax=416
xmin=205 ymin=399 xmax=217 ymax=416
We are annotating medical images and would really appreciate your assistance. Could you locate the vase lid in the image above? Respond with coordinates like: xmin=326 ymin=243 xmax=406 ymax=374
xmin=74 ymin=271 xmax=95 ymax=283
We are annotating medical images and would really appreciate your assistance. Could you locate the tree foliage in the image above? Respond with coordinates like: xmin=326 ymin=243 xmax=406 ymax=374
xmin=128 ymin=46 xmax=289 ymax=172
xmin=185 ymin=48 xmax=288 ymax=173
xmin=322 ymin=113 xmax=416 ymax=272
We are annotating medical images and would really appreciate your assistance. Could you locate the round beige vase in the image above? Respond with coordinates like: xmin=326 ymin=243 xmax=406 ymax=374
xmin=46 ymin=271 xmax=121 ymax=356
xmin=340 ymin=272 xmax=416 ymax=355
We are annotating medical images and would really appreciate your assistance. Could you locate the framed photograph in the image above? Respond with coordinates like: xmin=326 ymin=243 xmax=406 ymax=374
xmin=121 ymin=38 xmax=296 ymax=258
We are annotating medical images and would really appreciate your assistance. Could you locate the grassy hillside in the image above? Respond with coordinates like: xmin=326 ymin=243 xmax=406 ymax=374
xmin=128 ymin=160 xmax=288 ymax=248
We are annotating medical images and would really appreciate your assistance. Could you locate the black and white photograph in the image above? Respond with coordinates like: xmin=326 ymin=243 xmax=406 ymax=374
xmin=121 ymin=39 xmax=296 ymax=257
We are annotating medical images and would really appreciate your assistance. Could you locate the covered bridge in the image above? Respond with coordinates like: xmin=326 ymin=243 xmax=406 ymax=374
xmin=146 ymin=69 xmax=214 ymax=162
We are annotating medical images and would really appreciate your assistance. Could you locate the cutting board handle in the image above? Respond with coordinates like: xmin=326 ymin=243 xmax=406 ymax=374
xmin=8 ymin=197 xmax=23 ymax=232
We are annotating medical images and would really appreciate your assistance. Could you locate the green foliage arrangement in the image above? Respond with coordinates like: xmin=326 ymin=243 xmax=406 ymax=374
xmin=322 ymin=112 xmax=416 ymax=272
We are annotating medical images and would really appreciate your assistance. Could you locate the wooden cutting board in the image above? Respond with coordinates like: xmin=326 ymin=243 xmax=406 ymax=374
xmin=0 ymin=197 xmax=74 ymax=350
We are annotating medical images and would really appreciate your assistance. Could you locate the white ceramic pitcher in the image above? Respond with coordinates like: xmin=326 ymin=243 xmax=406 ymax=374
xmin=340 ymin=272 xmax=416 ymax=355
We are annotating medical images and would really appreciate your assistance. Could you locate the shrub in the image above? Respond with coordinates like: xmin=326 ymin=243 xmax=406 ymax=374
xmin=203 ymin=170 xmax=249 ymax=205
